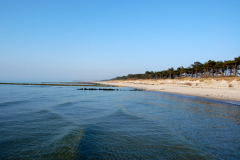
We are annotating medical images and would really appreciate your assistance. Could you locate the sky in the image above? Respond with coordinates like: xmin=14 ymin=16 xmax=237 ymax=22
xmin=0 ymin=0 xmax=240 ymax=82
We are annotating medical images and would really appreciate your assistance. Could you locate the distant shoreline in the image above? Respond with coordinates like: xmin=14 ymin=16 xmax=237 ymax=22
xmin=94 ymin=78 xmax=240 ymax=103
xmin=1 ymin=79 xmax=239 ymax=103
xmin=0 ymin=82 xmax=109 ymax=87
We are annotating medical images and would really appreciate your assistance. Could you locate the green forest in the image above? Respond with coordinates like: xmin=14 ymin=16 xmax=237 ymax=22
xmin=112 ymin=56 xmax=240 ymax=80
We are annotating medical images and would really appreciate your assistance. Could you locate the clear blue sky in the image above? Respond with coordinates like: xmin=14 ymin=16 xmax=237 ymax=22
xmin=1 ymin=0 xmax=239 ymax=82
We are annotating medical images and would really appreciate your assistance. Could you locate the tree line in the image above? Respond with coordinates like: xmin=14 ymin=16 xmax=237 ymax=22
xmin=112 ymin=56 xmax=240 ymax=80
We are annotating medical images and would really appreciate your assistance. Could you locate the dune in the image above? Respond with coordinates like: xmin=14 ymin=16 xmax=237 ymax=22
xmin=95 ymin=77 xmax=240 ymax=102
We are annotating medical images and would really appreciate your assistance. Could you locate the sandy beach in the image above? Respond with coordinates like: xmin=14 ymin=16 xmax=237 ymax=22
xmin=96 ymin=77 xmax=240 ymax=102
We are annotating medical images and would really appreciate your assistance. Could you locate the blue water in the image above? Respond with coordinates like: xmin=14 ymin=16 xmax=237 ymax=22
xmin=0 ymin=84 xmax=240 ymax=159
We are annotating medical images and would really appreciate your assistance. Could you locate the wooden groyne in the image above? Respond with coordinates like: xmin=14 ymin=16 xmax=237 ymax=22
xmin=77 ymin=88 xmax=143 ymax=91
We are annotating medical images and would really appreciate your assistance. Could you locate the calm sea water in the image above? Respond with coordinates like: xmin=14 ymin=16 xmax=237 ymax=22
xmin=0 ymin=84 xmax=240 ymax=159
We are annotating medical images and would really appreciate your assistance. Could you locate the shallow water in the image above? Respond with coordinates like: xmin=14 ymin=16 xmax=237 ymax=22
xmin=0 ymin=84 xmax=239 ymax=159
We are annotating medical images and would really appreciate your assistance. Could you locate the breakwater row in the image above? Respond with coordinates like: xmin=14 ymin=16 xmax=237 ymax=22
xmin=77 ymin=88 xmax=143 ymax=91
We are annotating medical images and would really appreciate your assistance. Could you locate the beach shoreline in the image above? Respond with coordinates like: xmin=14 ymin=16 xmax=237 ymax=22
xmin=94 ymin=78 xmax=240 ymax=102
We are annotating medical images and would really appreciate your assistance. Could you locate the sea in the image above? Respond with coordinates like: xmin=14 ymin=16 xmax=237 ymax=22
xmin=0 ymin=84 xmax=240 ymax=159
